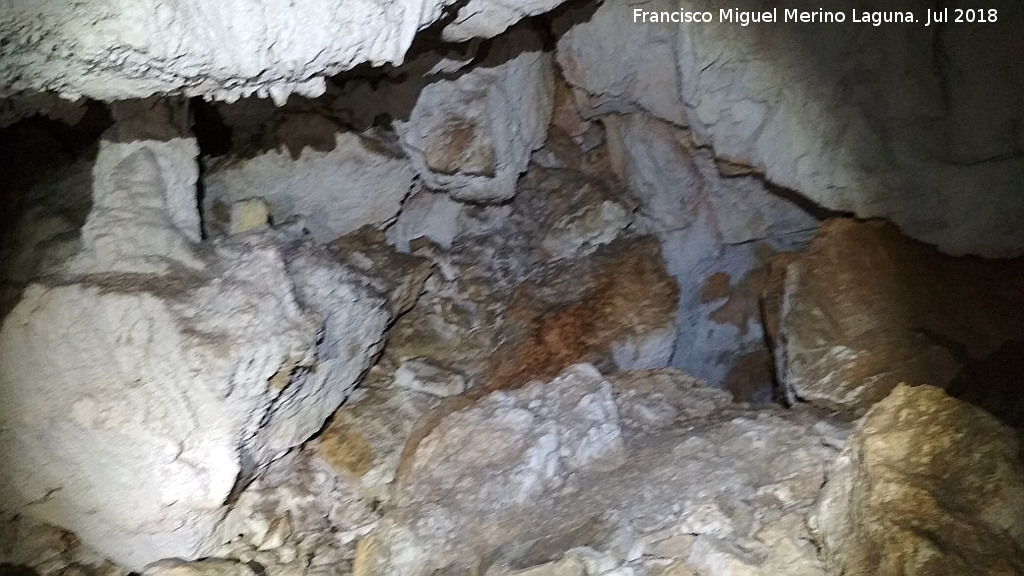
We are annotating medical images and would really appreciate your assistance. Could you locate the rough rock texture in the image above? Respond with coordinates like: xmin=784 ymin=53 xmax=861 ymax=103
xmin=203 ymin=130 xmax=415 ymax=242
xmin=604 ymin=111 xmax=817 ymax=398
xmin=335 ymin=28 xmax=555 ymax=203
xmin=441 ymin=0 xmax=567 ymax=42
xmin=485 ymin=235 xmax=679 ymax=390
xmin=556 ymin=0 xmax=1024 ymax=256
xmin=771 ymin=218 xmax=1024 ymax=423
xmin=382 ymin=162 xmax=670 ymax=392
xmin=812 ymin=384 xmax=1024 ymax=575
xmin=219 ymin=448 xmax=379 ymax=576
xmin=327 ymin=227 xmax=434 ymax=318
xmin=0 ymin=137 xmax=390 ymax=569
xmin=356 ymin=364 xmax=848 ymax=576
xmin=0 ymin=0 xmax=568 ymax=103
xmin=397 ymin=30 xmax=554 ymax=202
xmin=0 ymin=514 xmax=127 ymax=576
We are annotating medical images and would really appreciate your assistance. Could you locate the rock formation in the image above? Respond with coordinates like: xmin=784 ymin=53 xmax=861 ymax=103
xmin=813 ymin=384 xmax=1024 ymax=575
xmin=769 ymin=218 xmax=1024 ymax=425
xmin=0 ymin=130 xmax=390 ymax=568
xmin=0 ymin=0 xmax=570 ymax=103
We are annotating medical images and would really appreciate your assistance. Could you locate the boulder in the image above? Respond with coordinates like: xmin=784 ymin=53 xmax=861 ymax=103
xmin=355 ymin=365 xmax=848 ymax=576
xmin=812 ymin=384 xmax=1024 ymax=575
xmin=770 ymin=218 xmax=1024 ymax=423
xmin=0 ymin=138 xmax=389 ymax=569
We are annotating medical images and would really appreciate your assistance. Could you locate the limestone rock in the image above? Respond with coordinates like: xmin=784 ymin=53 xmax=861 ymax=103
xmin=384 ymin=188 xmax=479 ymax=253
xmin=358 ymin=364 xmax=626 ymax=576
xmin=603 ymin=111 xmax=818 ymax=399
xmin=219 ymin=449 xmax=378 ymax=576
xmin=0 ymin=0 xmax=570 ymax=102
xmin=812 ymin=384 xmax=1024 ymax=575
xmin=515 ymin=169 xmax=636 ymax=263
xmin=556 ymin=0 xmax=1024 ymax=256
xmin=394 ymin=359 xmax=468 ymax=397
xmin=394 ymin=28 xmax=555 ymax=203
xmin=69 ymin=139 xmax=203 ymax=274
xmin=229 ymin=198 xmax=272 ymax=234
xmin=357 ymin=365 xmax=846 ymax=576
xmin=554 ymin=0 xmax=686 ymax=126
xmin=441 ymin=0 xmax=568 ymax=42
xmin=203 ymin=131 xmax=415 ymax=243
xmin=0 ymin=138 xmax=390 ymax=569
xmin=485 ymin=236 xmax=679 ymax=390
xmin=772 ymin=218 xmax=1024 ymax=422
xmin=317 ymin=380 xmax=445 ymax=498
xmin=328 ymin=227 xmax=434 ymax=318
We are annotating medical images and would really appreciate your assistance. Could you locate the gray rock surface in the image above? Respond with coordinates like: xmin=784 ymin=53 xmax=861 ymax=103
xmin=605 ymin=111 xmax=817 ymax=397
xmin=356 ymin=365 xmax=848 ymax=576
xmin=394 ymin=29 xmax=555 ymax=203
xmin=557 ymin=0 xmax=1024 ymax=256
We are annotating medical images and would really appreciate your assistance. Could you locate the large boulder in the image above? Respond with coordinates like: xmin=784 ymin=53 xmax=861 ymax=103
xmin=812 ymin=384 xmax=1024 ymax=575
xmin=355 ymin=364 xmax=848 ymax=576
xmin=769 ymin=218 xmax=1024 ymax=423
xmin=0 ymin=137 xmax=389 ymax=569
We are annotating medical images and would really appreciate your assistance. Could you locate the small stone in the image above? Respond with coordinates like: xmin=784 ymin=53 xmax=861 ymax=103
xmin=230 ymin=198 xmax=272 ymax=234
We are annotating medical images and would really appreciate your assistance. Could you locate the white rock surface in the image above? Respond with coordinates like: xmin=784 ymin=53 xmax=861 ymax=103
xmin=69 ymin=139 xmax=205 ymax=274
xmin=0 ymin=138 xmax=389 ymax=570
xmin=0 ymin=0 xmax=569 ymax=103
xmin=442 ymin=0 xmax=567 ymax=42
xmin=203 ymin=131 xmax=415 ymax=243
xmin=359 ymin=365 xmax=845 ymax=576
xmin=558 ymin=0 xmax=1024 ymax=256
xmin=394 ymin=359 xmax=468 ymax=397
xmin=395 ymin=29 xmax=555 ymax=202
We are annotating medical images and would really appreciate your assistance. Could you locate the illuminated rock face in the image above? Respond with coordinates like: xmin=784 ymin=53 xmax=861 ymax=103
xmin=0 ymin=0 xmax=568 ymax=104
xmin=0 ymin=137 xmax=389 ymax=570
